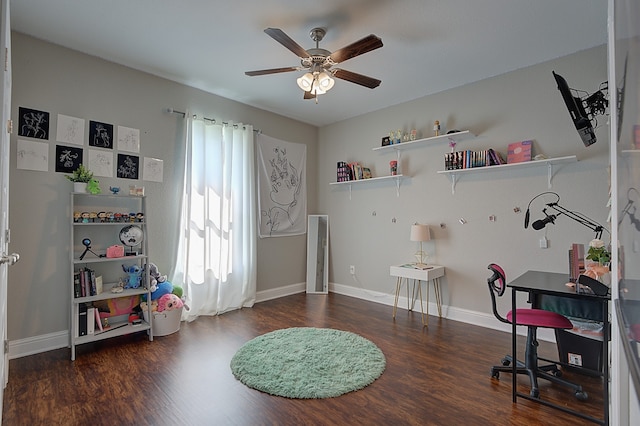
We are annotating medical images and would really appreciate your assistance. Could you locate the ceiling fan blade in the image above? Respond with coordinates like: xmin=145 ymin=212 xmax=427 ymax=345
xmin=245 ymin=67 xmax=299 ymax=76
xmin=333 ymin=69 xmax=381 ymax=89
xmin=264 ymin=28 xmax=311 ymax=59
xmin=328 ymin=34 xmax=383 ymax=64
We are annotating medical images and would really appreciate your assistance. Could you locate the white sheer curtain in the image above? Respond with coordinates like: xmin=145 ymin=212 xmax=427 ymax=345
xmin=173 ymin=116 xmax=257 ymax=321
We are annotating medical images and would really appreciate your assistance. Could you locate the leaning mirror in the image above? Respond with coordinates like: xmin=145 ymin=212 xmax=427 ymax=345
xmin=306 ymin=215 xmax=329 ymax=294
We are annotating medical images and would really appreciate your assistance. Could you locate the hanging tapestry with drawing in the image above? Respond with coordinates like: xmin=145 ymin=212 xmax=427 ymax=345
xmin=257 ymin=134 xmax=307 ymax=238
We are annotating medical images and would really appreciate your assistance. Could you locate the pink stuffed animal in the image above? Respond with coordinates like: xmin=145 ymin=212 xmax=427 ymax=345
xmin=156 ymin=293 xmax=184 ymax=312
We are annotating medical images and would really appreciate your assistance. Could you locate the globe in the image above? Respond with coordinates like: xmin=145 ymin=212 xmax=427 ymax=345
xmin=119 ymin=225 xmax=144 ymax=248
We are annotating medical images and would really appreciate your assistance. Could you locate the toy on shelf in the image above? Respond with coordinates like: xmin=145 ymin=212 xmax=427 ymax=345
xmin=122 ymin=264 xmax=142 ymax=289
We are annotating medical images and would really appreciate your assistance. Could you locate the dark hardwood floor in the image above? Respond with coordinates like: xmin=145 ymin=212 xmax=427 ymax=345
xmin=3 ymin=293 xmax=604 ymax=425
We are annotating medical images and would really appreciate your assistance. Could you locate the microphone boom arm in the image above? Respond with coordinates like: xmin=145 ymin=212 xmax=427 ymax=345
xmin=544 ymin=202 xmax=604 ymax=239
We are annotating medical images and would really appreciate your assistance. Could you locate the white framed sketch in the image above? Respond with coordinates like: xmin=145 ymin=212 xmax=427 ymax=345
xmin=88 ymin=149 xmax=114 ymax=177
xmin=56 ymin=114 xmax=85 ymax=146
xmin=117 ymin=125 xmax=140 ymax=153
xmin=17 ymin=139 xmax=49 ymax=172
xmin=143 ymin=157 xmax=163 ymax=182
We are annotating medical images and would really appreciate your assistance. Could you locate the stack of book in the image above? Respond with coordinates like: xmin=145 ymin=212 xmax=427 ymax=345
xmin=77 ymin=303 xmax=105 ymax=337
xmin=336 ymin=161 xmax=351 ymax=182
xmin=74 ymin=268 xmax=103 ymax=298
xmin=337 ymin=162 xmax=372 ymax=180
xmin=444 ymin=148 xmax=506 ymax=170
xmin=76 ymin=303 xmax=127 ymax=337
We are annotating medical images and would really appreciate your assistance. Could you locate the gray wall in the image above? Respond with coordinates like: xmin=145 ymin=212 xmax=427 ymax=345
xmin=8 ymin=31 xmax=609 ymax=348
xmin=8 ymin=32 xmax=317 ymax=342
xmin=319 ymin=45 xmax=609 ymax=316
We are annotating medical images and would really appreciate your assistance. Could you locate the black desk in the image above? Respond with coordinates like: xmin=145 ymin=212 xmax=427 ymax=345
xmin=508 ymin=270 xmax=609 ymax=425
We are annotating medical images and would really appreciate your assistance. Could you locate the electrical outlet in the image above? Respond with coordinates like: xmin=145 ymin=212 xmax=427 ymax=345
xmin=349 ymin=265 xmax=355 ymax=275
xmin=539 ymin=237 xmax=548 ymax=249
xmin=568 ymin=353 xmax=583 ymax=366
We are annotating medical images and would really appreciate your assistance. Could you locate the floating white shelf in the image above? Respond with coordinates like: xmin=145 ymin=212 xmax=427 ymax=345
xmin=436 ymin=155 xmax=577 ymax=194
xmin=330 ymin=174 xmax=406 ymax=198
xmin=372 ymin=130 xmax=476 ymax=153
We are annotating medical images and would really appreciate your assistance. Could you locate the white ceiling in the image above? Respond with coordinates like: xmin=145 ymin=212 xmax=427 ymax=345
xmin=11 ymin=0 xmax=607 ymax=127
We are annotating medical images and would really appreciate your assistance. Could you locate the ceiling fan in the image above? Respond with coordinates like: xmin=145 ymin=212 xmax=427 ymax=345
xmin=245 ymin=27 xmax=383 ymax=100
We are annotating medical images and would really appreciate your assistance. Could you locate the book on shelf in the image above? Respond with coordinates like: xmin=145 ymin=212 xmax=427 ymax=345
xmin=73 ymin=271 xmax=82 ymax=298
xmin=488 ymin=148 xmax=506 ymax=165
xmin=89 ymin=269 xmax=97 ymax=296
xmin=95 ymin=275 xmax=103 ymax=295
xmin=83 ymin=268 xmax=91 ymax=296
xmin=79 ymin=268 xmax=86 ymax=297
xmin=94 ymin=308 xmax=103 ymax=332
xmin=87 ymin=307 xmax=95 ymax=335
xmin=76 ymin=267 xmax=99 ymax=297
xmin=78 ymin=304 xmax=88 ymax=337
xmin=444 ymin=149 xmax=493 ymax=170
xmin=507 ymin=140 xmax=532 ymax=164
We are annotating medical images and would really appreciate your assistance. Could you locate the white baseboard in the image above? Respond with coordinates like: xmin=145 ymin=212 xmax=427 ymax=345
xmin=255 ymin=282 xmax=306 ymax=303
xmin=328 ymin=282 xmax=556 ymax=343
xmin=8 ymin=281 xmax=554 ymax=359
xmin=8 ymin=330 xmax=69 ymax=360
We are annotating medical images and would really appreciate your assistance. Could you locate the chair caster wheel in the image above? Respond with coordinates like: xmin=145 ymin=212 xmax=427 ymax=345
xmin=530 ymin=389 xmax=539 ymax=398
xmin=501 ymin=358 xmax=511 ymax=366
xmin=552 ymin=369 xmax=563 ymax=378
xmin=575 ymin=391 xmax=588 ymax=401
xmin=490 ymin=368 xmax=499 ymax=379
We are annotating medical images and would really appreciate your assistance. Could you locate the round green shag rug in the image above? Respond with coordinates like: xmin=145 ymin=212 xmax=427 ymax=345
xmin=230 ymin=327 xmax=386 ymax=399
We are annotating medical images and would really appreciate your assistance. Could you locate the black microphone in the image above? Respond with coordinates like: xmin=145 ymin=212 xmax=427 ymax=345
xmin=532 ymin=213 xmax=557 ymax=230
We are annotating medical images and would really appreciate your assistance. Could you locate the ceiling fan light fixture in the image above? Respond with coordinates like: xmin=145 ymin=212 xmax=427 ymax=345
xmin=310 ymin=82 xmax=326 ymax=96
xmin=297 ymin=72 xmax=314 ymax=91
xmin=317 ymin=71 xmax=335 ymax=91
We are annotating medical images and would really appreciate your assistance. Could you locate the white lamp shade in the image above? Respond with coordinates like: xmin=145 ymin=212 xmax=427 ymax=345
xmin=410 ymin=224 xmax=431 ymax=242
xmin=297 ymin=73 xmax=314 ymax=91
xmin=317 ymin=71 xmax=335 ymax=91
xmin=311 ymin=81 xmax=327 ymax=95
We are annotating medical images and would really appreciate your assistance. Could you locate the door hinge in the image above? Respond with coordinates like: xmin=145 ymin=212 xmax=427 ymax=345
xmin=6 ymin=119 xmax=12 ymax=134
xmin=4 ymin=340 xmax=8 ymax=354
xmin=5 ymin=229 xmax=9 ymax=243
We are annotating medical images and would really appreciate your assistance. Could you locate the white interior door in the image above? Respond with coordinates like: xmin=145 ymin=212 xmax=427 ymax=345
xmin=0 ymin=0 xmax=12 ymax=413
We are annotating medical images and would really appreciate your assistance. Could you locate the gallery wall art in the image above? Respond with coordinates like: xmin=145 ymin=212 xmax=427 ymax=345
xmin=16 ymin=105 xmax=164 ymax=183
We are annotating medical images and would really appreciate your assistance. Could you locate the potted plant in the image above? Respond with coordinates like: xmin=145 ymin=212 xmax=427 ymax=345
xmin=65 ymin=164 xmax=94 ymax=193
xmin=585 ymin=238 xmax=611 ymax=284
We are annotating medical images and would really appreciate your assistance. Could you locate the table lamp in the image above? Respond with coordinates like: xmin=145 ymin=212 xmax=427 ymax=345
xmin=410 ymin=223 xmax=431 ymax=267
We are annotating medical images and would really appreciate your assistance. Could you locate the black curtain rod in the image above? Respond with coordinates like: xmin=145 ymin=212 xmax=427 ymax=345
xmin=166 ymin=108 xmax=261 ymax=133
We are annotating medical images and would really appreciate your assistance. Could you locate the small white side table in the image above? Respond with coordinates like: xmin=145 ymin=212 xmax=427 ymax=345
xmin=390 ymin=264 xmax=445 ymax=326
